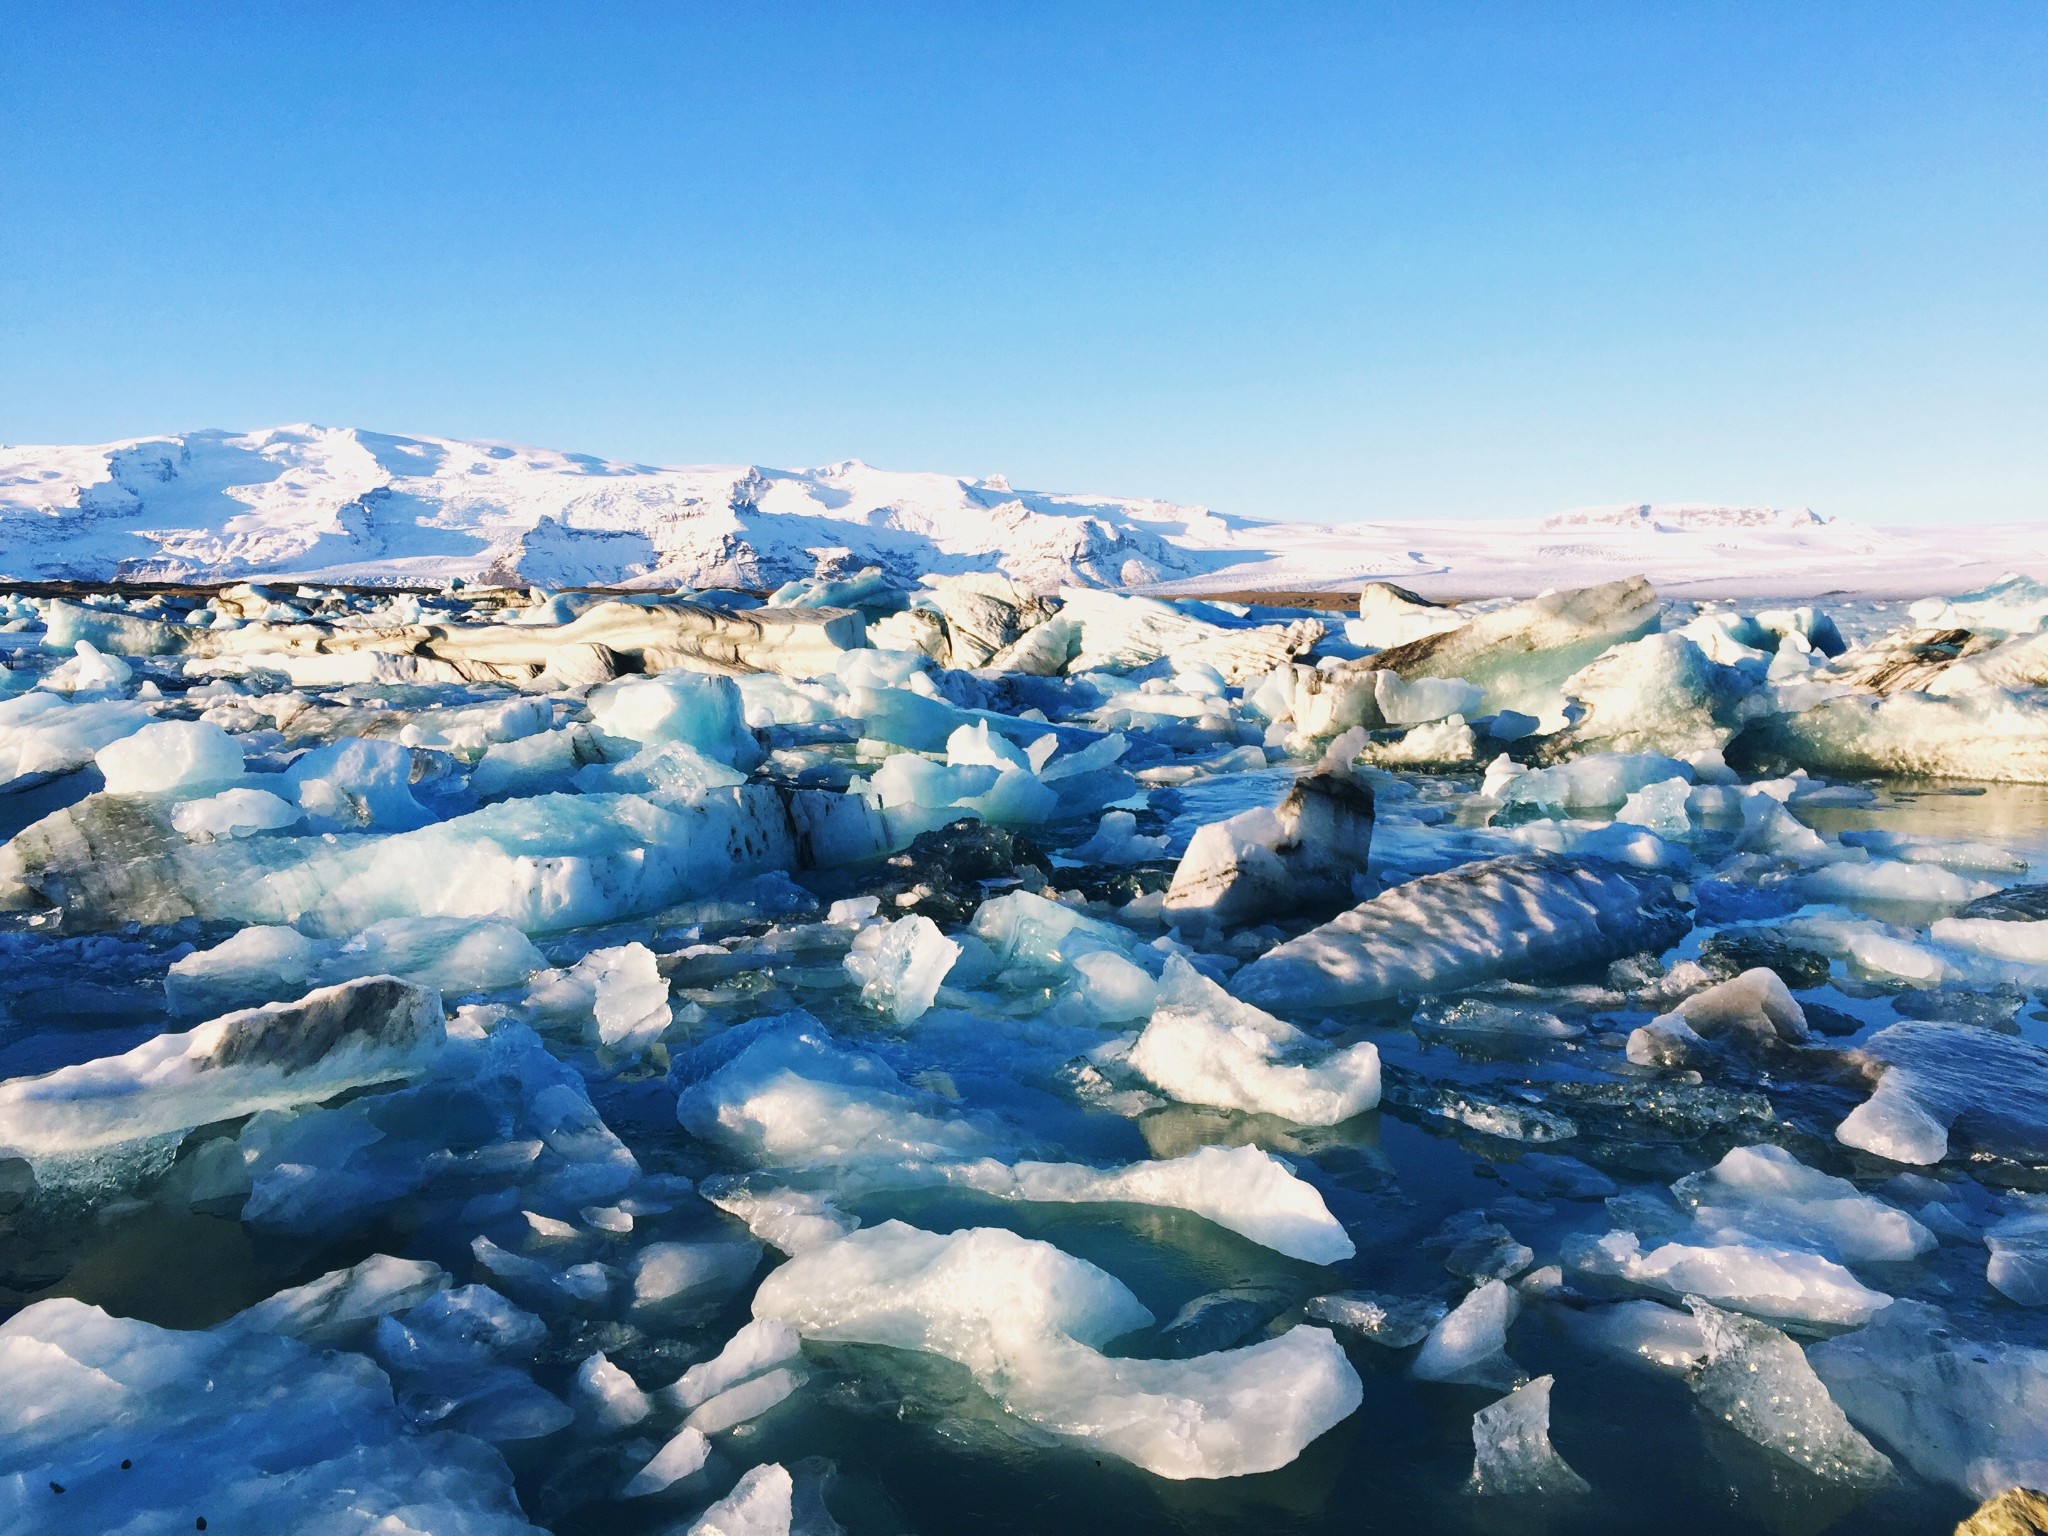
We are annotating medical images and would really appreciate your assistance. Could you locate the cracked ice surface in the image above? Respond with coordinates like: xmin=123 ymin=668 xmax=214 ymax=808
xmin=2 ymin=571 xmax=2048 ymax=1533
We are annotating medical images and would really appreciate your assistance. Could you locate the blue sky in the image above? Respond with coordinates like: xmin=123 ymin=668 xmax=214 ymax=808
xmin=3 ymin=4 xmax=2042 ymax=524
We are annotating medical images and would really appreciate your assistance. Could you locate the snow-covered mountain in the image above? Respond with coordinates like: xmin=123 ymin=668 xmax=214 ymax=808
xmin=0 ymin=424 xmax=2040 ymax=599
xmin=0 ymin=425 xmax=1243 ymax=591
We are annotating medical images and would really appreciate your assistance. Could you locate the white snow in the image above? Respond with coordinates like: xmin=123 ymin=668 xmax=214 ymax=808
xmin=4 ymin=426 xmax=2043 ymax=596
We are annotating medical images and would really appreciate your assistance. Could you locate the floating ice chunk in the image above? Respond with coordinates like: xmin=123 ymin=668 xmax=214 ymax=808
xmin=625 ymin=1425 xmax=711 ymax=1496
xmin=39 ymin=638 xmax=133 ymax=693
xmin=684 ymin=1366 xmax=802 ymax=1434
xmin=1564 ymin=1229 xmax=1890 ymax=1327
xmin=1497 ymin=752 xmax=1693 ymax=813
xmin=1163 ymin=770 xmax=1374 ymax=926
xmin=1673 ymin=1144 xmax=1934 ymax=1265
xmin=284 ymin=736 xmax=430 ymax=830
xmin=0 ymin=975 xmax=443 ymax=1166
xmin=0 ymin=692 xmax=154 ymax=786
xmin=675 ymin=1014 xmax=994 ymax=1165
xmin=1986 ymin=1207 xmax=2048 ymax=1306
xmin=575 ymin=1350 xmax=653 ymax=1431
xmin=1375 ymin=671 xmax=1484 ymax=725
xmin=1555 ymin=632 xmax=1763 ymax=757
xmin=1615 ymin=776 xmax=1693 ymax=835
xmin=54 ymin=784 xmax=794 ymax=936
xmin=579 ymin=943 xmax=673 ymax=1050
xmin=1233 ymin=854 xmax=1689 ymax=1010
xmin=1757 ymin=691 xmax=2048 ymax=785
xmin=1928 ymin=629 xmax=2048 ymax=695
xmin=1644 ymin=967 xmax=1808 ymax=1054
xmin=686 ymin=1462 xmax=793 ymax=1536
xmin=43 ymin=596 xmax=186 ymax=656
xmin=843 ymin=913 xmax=960 ymax=1023
xmin=234 ymin=1017 xmax=636 ymax=1232
xmin=1569 ymin=1299 xmax=1707 ymax=1373
xmin=751 ymin=1221 xmax=1362 ymax=1479
xmin=1373 ymin=577 xmax=1660 ymax=723
xmin=171 ymin=784 xmax=300 ymax=839
xmin=1468 ymin=1375 xmax=1590 ymax=1496
xmin=1907 ymin=573 xmax=2048 ymax=638
xmin=1356 ymin=714 xmax=1480 ymax=767
xmin=1417 ymin=998 xmax=1580 ymax=1039
xmin=1070 ymin=949 xmax=1158 ymax=1021
xmin=1836 ymin=1022 xmax=2048 ymax=1166
xmin=1930 ymin=916 xmax=2048 ymax=967
xmin=702 ymin=1179 xmax=860 ymax=1253
xmin=1810 ymin=1300 xmax=2048 ymax=1499
xmin=1799 ymin=859 xmax=1996 ymax=909
xmin=947 ymin=718 xmax=1034 ymax=770
xmin=970 ymin=888 xmax=1132 ymax=971
xmin=1304 ymin=1291 xmax=1447 ymax=1348
xmin=667 ymin=1318 xmax=805 ymax=1411
xmin=1687 ymin=1298 xmax=1892 ymax=1485
xmin=1052 ymin=587 xmax=1324 ymax=682
xmin=236 ymin=1254 xmax=450 ymax=1347
xmin=952 ymin=1143 xmax=1353 ymax=1263
xmin=631 ymin=1241 xmax=763 ymax=1315
xmin=577 ymin=738 xmax=750 ymax=798
xmin=168 ymin=917 xmax=544 ymax=1015
xmin=0 ymin=1297 xmax=545 ymax=1535
xmin=1129 ymin=954 xmax=1381 ymax=1125
xmin=1068 ymin=808 xmax=1170 ymax=865
xmin=1351 ymin=581 xmax=1465 ymax=650
xmin=592 ymin=671 xmax=763 ymax=770
xmin=1412 ymin=1279 xmax=1522 ymax=1387
xmin=96 ymin=719 xmax=245 ymax=794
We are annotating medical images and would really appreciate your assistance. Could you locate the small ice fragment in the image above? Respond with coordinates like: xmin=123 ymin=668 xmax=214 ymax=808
xmin=843 ymin=913 xmax=960 ymax=1023
xmin=574 ymin=1350 xmax=652 ymax=1431
xmin=1467 ymin=1375 xmax=1590 ymax=1496
xmin=666 ymin=1318 xmax=805 ymax=1411
xmin=683 ymin=1365 xmax=802 ymax=1434
xmin=1412 ymin=1279 xmax=1522 ymax=1388
xmin=685 ymin=1462 xmax=793 ymax=1536
xmin=1687 ymin=1298 xmax=1892 ymax=1485
xmin=624 ymin=1425 xmax=712 ymax=1497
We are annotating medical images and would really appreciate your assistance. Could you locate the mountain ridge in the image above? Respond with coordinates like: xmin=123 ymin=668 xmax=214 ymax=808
xmin=3 ymin=424 xmax=2040 ymax=600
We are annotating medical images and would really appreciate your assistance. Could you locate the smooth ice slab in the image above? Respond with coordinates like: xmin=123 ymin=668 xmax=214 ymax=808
xmin=1233 ymin=853 xmax=1689 ymax=1010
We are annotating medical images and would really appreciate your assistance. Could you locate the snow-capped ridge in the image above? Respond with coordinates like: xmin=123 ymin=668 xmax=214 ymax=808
xmin=1543 ymin=504 xmax=1830 ymax=532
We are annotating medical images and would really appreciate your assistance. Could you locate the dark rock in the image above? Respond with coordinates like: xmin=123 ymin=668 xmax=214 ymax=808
xmin=872 ymin=819 xmax=1050 ymax=925
xmin=1699 ymin=931 xmax=1833 ymax=991
xmin=1957 ymin=885 xmax=2048 ymax=922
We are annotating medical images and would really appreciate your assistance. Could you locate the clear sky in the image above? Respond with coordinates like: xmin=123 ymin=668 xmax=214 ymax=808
xmin=3 ymin=3 xmax=2042 ymax=525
